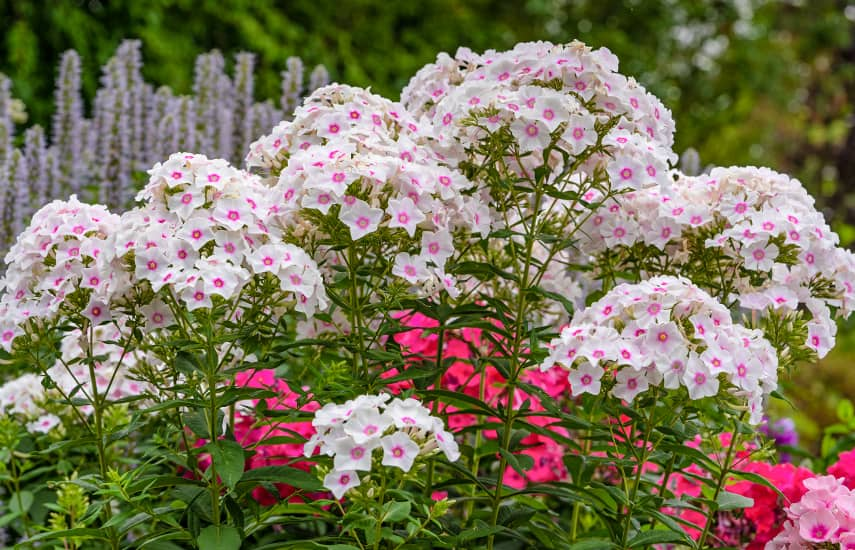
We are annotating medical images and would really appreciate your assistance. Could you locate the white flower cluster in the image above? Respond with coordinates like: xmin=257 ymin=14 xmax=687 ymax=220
xmin=119 ymin=152 xmax=328 ymax=316
xmin=578 ymin=166 xmax=855 ymax=358
xmin=403 ymin=40 xmax=677 ymax=191
xmin=0 ymin=195 xmax=125 ymax=349
xmin=542 ymin=276 xmax=778 ymax=424
xmin=404 ymin=40 xmax=675 ymax=146
xmin=303 ymin=394 xmax=460 ymax=499
xmin=247 ymin=84 xmax=489 ymax=297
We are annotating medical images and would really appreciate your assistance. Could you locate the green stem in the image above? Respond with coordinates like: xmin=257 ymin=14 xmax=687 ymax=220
xmin=346 ymin=245 xmax=368 ymax=381
xmin=696 ymin=420 xmax=743 ymax=549
xmin=83 ymin=322 xmax=119 ymax=549
xmin=569 ymin=404 xmax=598 ymax=542
xmin=10 ymin=454 xmax=31 ymax=538
xmin=486 ymin=173 xmax=542 ymax=550
xmin=205 ymin=316 xmax=222 ymax=527
xmin=373 ymin=471 xmax=388 ymax=550
xmin=465 ymin=370 xmax=488 ymax=522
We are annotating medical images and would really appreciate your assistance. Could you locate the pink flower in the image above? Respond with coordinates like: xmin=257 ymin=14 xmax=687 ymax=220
xmin=828 ymin=450 xmax=855 ymax=490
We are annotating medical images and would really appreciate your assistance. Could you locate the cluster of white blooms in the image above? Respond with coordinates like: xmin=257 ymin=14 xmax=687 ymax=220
xmin=0 ymin=373 xmax=59 ymax=434
xmin=303 ymin=394 xmax=460 ymax=499
xmin=404 ymin=40 xmax=675 ymax=147
xmin=577 ymin=166 xmax=855 ymax=358
xmin=0 ymin=196 xmax=125 ymax=350
xmin=403 ymin=40 xmax=677 ymax=191
xmin=118 ymin=152 xmax=328 ymax=316
xmin=246 ymin=84 xmax=490 ymax=298
xmin=542 ymin=276 xmax=778 ymax=424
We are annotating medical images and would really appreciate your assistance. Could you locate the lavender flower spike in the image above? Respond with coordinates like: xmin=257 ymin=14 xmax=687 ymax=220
xmin=52 ymin=50 xmax=84 ymax=196
xmin=24 ymin=125 xmax=47 ymax=211
xmin=280 ymin=56 xmax=304 ymax=117
xmin=233 ymin=52 xmax=256 ymax=163
xmin=0 ymin=74 xmax=14 ymax=168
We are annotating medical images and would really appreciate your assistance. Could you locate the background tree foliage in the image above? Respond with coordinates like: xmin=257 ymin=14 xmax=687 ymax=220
xmin=0 ymin=0 xmax=853 ymax=445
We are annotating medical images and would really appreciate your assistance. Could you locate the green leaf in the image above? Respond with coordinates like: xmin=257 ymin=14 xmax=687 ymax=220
xmin=209 ymin=440 xmax=246 ymax=491
xmin=716 ymin=490 xmax=754 ymax=511
xmin=728 ymin=471 xmax=786 ymax=501
xmin=237 ymin=465 xmax=323 ymax=491
xmin=197 ymin=525 xmax=241 ymax=550
xmin=627 ymin=529 xmax=686 ymax=547
xmin=381 ymin=500 xmax=410 ymax=523
xmin=499 ymin=448 xmax=534 ymax=479
xmin=185 ymin=410 xmax=212 ymax=439
xmin=456 ymin=526 xmax=505 ymax=543
xmin=8 ymin=490 xmax=33 ymax=515
xmin=567 ymin=540 xmax=617 ymax=549
xmin=837 ymin=399 xmax=854 ymax=422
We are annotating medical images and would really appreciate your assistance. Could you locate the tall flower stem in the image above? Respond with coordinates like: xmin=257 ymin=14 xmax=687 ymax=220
xmin=696 ymin=417 xmax=744 ymax=549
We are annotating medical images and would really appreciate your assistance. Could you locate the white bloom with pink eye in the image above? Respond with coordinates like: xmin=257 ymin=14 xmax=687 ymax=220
xmin=385 ymin=398 xmax=434 ymax=430
xmin=433 ymin=268 xmax=461 ymax=299
xmin=561 ymin=114 xmax=598 ymax=154
xmin=139 ymin=301 xmax=174 ymax=331
xmin=607 ymin=155 xmax=645 ymax=190
xmin=567 ymin=361 xmax=605 ymax=396
xmin=27 ymin=413 xmax=61 ymax=434
xmin=213 ymin=230 xmax=249 ymax=263
xmin=579 ymin=337 xmax=620 ymax=365
xmin=180 ymin=280 xmax=213 ymax=311
xmin=83 ymin=298 xmax=112 ymax=326
xmin=510 ymin=118 xmax=552 ymax=153
xmin=699 ymin=345 xmax=733 ymax=375
xmin=386 ymin=197 xmax=426 ymax=237
xmin=380 ymin=432 xmax=421 ymax=472
xmin=644 ymin=321 xmax=682 ymax=359
xmin=177 ymin=216 xmax=215 ymax=251
xmin=740 ymin=241 xmax=779 ymax=272
xmin=430 ymin=422 xmax=461 ymax=462
xmin=0 ymin=373 xmax=47 ymax=417
xmin=323 ymin=469 xmax=361 ymax=500
xmin=682 ymin=356 xmax=719 ymax=400
xmin=662 ymin=358 xmax=686 ymax=390
xmin=612 ymin=367 xmax=650 ymax=402
xmin=420 ymin=229 xmax=454 ymax=268
xmin=392 ymin=253 xmax=429 ymax=284
xmin=339 ymin=199 xmax=384 ymax=240
xmin=343 ymin=408 xmax=393 ymax=445
xmin=601 ymin=216 xmax=639 ymax=248
xmin=806 ymin=321 xmax=834 ymax=359
xmin=248 ymin=244 xmax=284 ymax=274
xmin=212 ymin=198 xmax=252 ymax=232
xmin=197 ymin=259 xmax=248 ymax=299
xmin=119 ymin=153 xmax=328 ymax=318
xmin=332 ymin=437 xmax=381 ymax=471
xmin=301 ymin=187 xmax=338 ymax=214
xmin=167 ymin=187 xmax=205 ymax=220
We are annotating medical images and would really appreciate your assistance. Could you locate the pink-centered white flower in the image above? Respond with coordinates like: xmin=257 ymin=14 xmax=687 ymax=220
xmin=380 ymin=432 xmax=421 ymax=472
xmin=339 ymin=199 xmax=384 ymax=240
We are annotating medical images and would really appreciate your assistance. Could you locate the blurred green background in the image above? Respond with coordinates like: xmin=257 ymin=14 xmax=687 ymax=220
xmin=0 ymin=0 xmax=853 ymax=448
